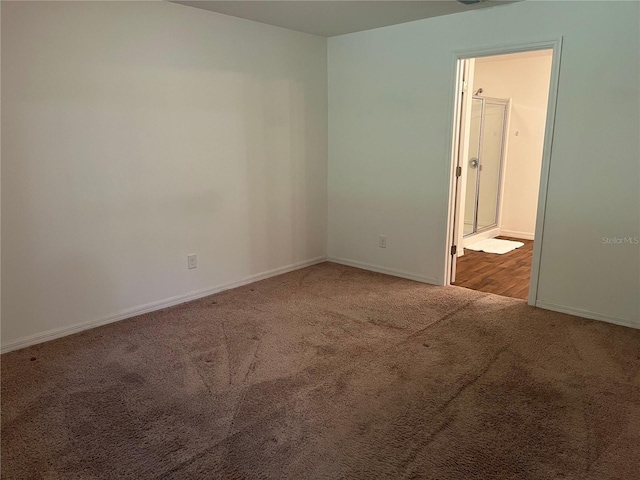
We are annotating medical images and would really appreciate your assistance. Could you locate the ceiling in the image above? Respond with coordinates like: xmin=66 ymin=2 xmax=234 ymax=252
xmin=172 ymin=1 xmax=517 ymax=37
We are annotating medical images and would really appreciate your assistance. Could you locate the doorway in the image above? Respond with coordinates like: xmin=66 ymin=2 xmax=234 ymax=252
xmin=446 ymin=43 xmax=561 ymax=303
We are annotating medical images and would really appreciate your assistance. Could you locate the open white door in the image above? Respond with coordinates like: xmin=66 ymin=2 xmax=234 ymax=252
xmin=450 ymin=59 xmax=475 ymax=283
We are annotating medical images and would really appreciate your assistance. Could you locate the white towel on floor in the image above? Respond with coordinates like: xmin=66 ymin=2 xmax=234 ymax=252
xmin=466 ymin=238 xmax=524 ymax=255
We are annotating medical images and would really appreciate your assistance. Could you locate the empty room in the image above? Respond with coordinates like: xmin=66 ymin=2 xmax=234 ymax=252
xmin=2 ymin=1 xmax=639 ymax=479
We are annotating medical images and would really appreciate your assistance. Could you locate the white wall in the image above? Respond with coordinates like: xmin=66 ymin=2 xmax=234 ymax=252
xmin=328 ymin=1 xmax=639 ymax=326
xmin=1 ymin=1 xmax=328 ymax=349
xmin=473 ymin=51 xmax=553 ymax=239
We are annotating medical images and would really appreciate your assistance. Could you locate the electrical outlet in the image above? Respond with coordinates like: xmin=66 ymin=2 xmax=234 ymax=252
xmin=187 ymin=254 xmax=197 ymax=269
xmin=379 ymin=235 xmax=387 ymax=248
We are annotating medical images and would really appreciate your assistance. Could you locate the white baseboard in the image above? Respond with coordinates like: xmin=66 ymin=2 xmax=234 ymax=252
xmin=499 ymin=229 xmax=535 ymax=240
xmin=535 ymin=300 xmax=639 ymax=330
xmin=327 ymin=256 xmax=440 ymax=286
xmin=1 ymin=256 xmax=327 ymax=354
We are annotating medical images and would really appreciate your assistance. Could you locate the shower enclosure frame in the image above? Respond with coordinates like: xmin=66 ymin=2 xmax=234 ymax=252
xmin=463 ymin=95 xmax=510 ymax=241
xmin=444 ymin=37 xmax=563 ymax=306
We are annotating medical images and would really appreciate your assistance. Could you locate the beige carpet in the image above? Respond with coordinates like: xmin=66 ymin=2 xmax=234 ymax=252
xmin=2 ymin=262 xmax=639 ymax=479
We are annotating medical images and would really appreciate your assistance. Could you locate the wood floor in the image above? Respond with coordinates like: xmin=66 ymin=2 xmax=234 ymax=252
xmin=453 ymin=236 xmax=534 ymax=300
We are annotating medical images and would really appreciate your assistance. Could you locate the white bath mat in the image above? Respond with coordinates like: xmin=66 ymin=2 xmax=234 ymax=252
xmin=466 ymin=238 xmax=524 ymax=255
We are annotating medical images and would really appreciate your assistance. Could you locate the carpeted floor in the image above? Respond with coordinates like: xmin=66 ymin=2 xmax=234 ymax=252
xmin=2 ymin=262 xmax=639 ymax=479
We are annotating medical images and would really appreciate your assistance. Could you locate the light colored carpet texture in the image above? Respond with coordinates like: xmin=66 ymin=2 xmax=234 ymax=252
xmin=2 ymin=262 xmax=639 ymax=479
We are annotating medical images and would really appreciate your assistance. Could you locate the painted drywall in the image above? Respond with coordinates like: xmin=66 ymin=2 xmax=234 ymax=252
xmin=1 ymin=1 xmax=328 ymax=349
xmin=328 ymin=1 xmax=639 ymax=326
xmin=473 ymin=51 xmax=553 ymax=239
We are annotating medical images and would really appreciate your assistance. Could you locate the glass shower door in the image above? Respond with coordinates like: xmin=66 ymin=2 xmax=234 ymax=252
xmin=463 ymin=98 xmax=483 ymax=236
xmin=477 ymin=102 xmax=506 ymax=231
xmin=463 ymin=97 xmax=507 ymax=237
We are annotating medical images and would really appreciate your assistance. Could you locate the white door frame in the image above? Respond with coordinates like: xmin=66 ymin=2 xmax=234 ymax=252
xmin=444 ymin=37 xmax=563 ymax=305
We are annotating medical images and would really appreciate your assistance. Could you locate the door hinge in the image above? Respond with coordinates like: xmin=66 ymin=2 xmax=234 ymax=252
xmin=451 ymin=245 xmax=457 ymax=256
xmin=456 ymin=166 xmax=462 ymax=177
